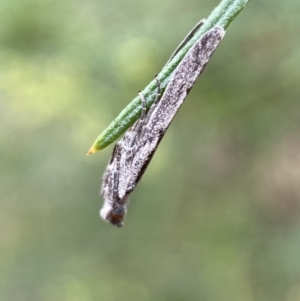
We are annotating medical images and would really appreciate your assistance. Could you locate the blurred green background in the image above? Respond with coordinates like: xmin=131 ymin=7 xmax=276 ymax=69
xmin=1 ymin=0 xmax=300 ymax=300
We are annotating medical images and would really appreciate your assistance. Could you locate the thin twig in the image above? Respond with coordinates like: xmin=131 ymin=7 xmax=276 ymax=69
xmin=88 ymin=0 xmax=250 ymax=154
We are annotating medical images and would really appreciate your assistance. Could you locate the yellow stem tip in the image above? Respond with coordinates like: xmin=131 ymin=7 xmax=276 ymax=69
xmin=87 ymin=146 xmax=97 ymax=155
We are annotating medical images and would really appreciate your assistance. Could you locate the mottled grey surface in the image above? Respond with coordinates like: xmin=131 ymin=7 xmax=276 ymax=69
xmin=101 ymin=26 xmax=225 ymax=227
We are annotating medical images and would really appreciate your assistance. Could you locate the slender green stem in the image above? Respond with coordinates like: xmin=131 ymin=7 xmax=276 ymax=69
xmin=88 ymin=0 xmax=250 ymax=154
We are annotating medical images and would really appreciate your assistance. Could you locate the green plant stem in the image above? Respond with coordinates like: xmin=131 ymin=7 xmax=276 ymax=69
xmin=88 ymin=0 xmax=250 ymax=154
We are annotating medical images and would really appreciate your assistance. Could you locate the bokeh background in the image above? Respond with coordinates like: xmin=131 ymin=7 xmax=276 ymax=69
xmin=1 ymin=0 xmax=300 ymax=300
